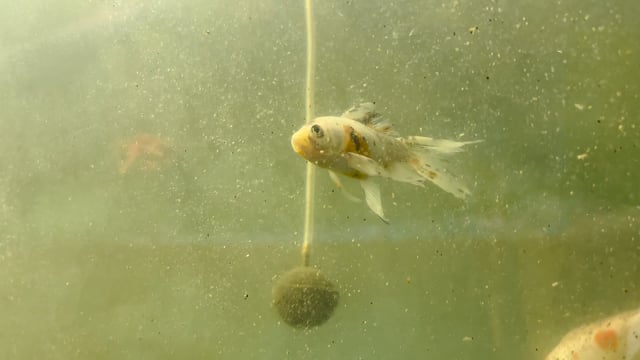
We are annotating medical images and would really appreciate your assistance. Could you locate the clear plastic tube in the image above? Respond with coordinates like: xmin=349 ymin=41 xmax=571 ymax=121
xmin=301 ymin=0 xmax=316 ymax=267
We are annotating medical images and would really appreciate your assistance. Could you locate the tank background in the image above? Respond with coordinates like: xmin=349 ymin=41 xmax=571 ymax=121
xmin=0 ymin=0 xmax=638 ymax=359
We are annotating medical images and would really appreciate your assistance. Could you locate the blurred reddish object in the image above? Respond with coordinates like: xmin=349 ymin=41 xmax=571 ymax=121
xmin=118 ymin=134 xmax=171 ymax=174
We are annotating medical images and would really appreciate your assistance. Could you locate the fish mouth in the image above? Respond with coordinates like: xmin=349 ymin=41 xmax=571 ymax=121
xmin=291 ymin=129 xmax=312 ymax=159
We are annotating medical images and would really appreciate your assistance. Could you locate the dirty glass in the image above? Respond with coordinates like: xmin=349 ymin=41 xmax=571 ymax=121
xmin=1 ymin=0 xmax=638 ymax=359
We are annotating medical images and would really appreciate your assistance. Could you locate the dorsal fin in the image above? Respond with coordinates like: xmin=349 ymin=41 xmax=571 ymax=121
xmin=341 ymin=102 xmax=397 ymax=135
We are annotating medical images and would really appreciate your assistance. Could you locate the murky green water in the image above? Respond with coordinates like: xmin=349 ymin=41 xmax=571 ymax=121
xmin=1 ymin=0 xmax=638 ymax=359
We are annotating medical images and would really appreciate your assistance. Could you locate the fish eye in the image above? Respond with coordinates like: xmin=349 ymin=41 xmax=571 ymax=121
xmin=310 ymin=124 xmax=324 ymax=138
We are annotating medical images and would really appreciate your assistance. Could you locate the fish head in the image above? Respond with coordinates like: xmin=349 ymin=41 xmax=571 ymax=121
xmin=291 ymin=117 xmax=345 ymax=164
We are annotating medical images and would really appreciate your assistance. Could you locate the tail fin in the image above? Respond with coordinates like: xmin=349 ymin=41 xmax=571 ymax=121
xmin=405 ymin=136 xmax=483 ymax=154
xmin=403 ymin=136 xmax=481 ymax=199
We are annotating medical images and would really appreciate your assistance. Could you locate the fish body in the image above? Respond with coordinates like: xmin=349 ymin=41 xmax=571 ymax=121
xmin=544 ymin=308 xmax=640 ymax=360
xmin=291 ymin=103 xmax=481 ymax=222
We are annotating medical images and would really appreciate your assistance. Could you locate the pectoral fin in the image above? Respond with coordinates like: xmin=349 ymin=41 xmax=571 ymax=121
xmin=328 ymin=171 xmax=361 ymax=202
xmin=343 ymin=152 xmax=387 ymax=177
xmin=359 ymin=179 xmax=389 ymax=223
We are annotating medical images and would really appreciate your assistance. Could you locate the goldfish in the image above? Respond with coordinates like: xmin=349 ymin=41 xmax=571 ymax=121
xmin=544 ymin=308 xmax=640 ymax=359
xmin=290 ymin=103 xmax=481 ymax=222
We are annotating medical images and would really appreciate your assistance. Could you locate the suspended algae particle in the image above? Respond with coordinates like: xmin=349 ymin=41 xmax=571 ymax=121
xmin=272 ymin=267 xmax=339 ymax=328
